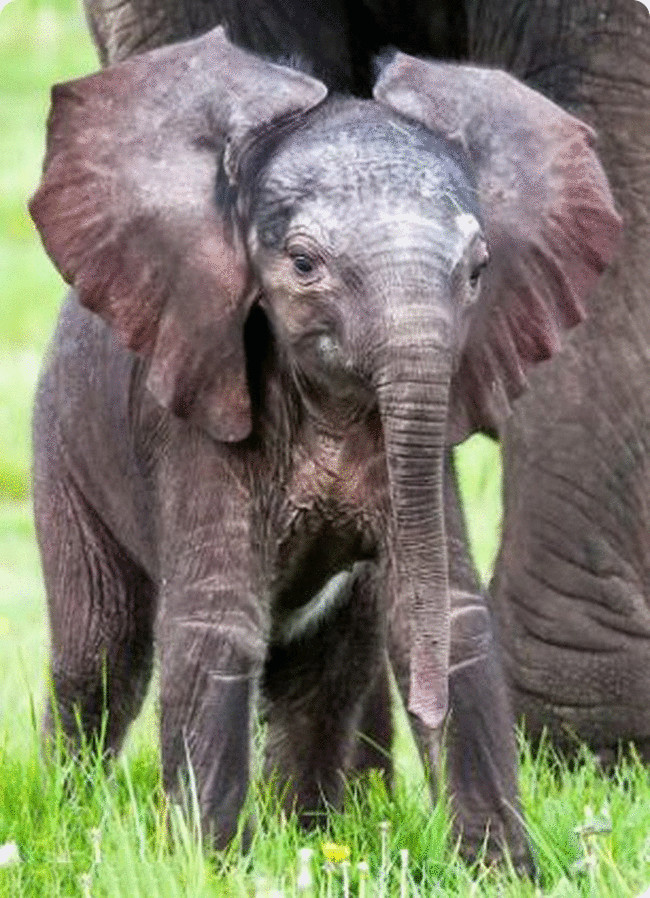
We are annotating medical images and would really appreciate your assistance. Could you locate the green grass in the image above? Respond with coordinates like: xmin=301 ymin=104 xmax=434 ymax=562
xmin=1 ymin=726 xmax=650 ymax=896
xmin=0 ymin=1 xmax=649 ymax=895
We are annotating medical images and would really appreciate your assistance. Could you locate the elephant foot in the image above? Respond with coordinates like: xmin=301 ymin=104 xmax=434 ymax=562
xmin=454 ymin=813 xmax=537 ymax=879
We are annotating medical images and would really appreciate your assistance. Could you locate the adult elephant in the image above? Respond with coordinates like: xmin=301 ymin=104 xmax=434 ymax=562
xmin=484 ymin=5 xmax=650 ymax=760
xmin=80 ymin=0 xmax=646 ymax=825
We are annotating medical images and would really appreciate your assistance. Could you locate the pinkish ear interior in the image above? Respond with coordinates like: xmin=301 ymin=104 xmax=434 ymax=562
xmin=374 ymin=54 xmax=622 ymax=440
xmin=29 ymin=26 xmax=327 ymax=442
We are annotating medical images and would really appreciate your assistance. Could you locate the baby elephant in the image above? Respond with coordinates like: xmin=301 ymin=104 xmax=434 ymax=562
xmin=30 ymin=27 xmax=620 ymax=865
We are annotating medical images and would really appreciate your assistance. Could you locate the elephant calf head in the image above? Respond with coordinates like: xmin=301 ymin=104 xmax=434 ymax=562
xmin=29 ymin=25 xmax=621 ymax=844
xmin=30 ymin=28 xmax=621 ymax=442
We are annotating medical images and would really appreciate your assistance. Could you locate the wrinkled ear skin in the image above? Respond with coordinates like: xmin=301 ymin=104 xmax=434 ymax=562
xmin=374 ymin=54 xmax=622 ymax=441
xmin=29 ymin=26 xmax=327 ymax=442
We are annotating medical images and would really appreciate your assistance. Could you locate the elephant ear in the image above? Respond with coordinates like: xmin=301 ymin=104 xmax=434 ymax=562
xmin=30 ymin=26 xmax=327 ymax=442
xmin=374 ymin=54 xmax=622 ymax=440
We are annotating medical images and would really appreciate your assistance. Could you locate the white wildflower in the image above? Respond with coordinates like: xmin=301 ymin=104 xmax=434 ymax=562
xmin=0 ymin=842 xmax=20 ymax=867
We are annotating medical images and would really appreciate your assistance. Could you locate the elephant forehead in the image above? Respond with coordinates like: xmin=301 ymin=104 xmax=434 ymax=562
xmin=257 ymin=185 xmax=481 ymax=277
xmin=255 ymin=154 xmax=480 ymax=267
xmin=256 ymin=100 xmax=479 ymax=214
xmin=289 ymin=196 xmax=473 ymax=255
xmin=263 ymin=130 xmax=475 ymax=208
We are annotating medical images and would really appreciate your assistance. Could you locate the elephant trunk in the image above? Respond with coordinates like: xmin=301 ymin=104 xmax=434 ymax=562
xmin=375 ymin=331 xmax=452 ymax=732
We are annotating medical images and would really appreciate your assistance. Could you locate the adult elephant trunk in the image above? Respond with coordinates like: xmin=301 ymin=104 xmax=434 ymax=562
xmin=375 ymin=321 xmax=453 ymax=733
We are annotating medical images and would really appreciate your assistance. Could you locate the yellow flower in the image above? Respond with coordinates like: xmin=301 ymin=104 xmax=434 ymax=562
xmin=321 ymin=842 xmax=350 ymax=863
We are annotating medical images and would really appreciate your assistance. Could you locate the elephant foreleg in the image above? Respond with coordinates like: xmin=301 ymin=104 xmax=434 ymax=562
xmin=445 ymin=607 xmax=532 ymax=870
xmin=388 ymin=452 xmax=532 ymax=870
xmin=158 ymin=611 xmax=258 ymax=849
xmin=444 ymin=453 xmax=531 ymax=870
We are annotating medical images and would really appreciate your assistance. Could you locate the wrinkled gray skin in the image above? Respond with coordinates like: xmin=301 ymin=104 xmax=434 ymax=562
xmin=483 ymin=4 xmax=650 ymax=763
xmin=82 ymin=0 xmax=650 ymax=762
xmin=30 ymin=28 xmax=619 ymax=871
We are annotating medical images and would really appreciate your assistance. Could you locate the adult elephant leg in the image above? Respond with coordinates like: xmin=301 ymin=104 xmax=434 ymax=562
xmin=389 ymin=453 xmax=532 ymax=869
xmin=467 ymin=0 xmax=650 ymax=756
xmin=491 ymin=316 xmax=650 ymax=757
xmin=84 ymin=0 xmax=222 ymax=64
xmin=83 ymin=0 xmax=364 ymax=91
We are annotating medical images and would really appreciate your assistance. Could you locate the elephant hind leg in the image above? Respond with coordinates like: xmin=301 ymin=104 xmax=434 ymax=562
xmin=350 ymin=659 xmax=393 ymax=784
xmin=261 ymin=562 xmax=387 ymax=825
xmin=36 ymin=470 xmax=155 ymax=756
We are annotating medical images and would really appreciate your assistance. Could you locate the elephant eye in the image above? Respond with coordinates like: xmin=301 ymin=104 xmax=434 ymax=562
xmin=469 ymin=244 xmax=490 ymax=291
xmin=292 ymin=253 xmax=316 ymax=276
xmin=469 ymin=261 xmax=487 ymax=290
xmin=286 ymin=237 xmax=323 ymax=282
